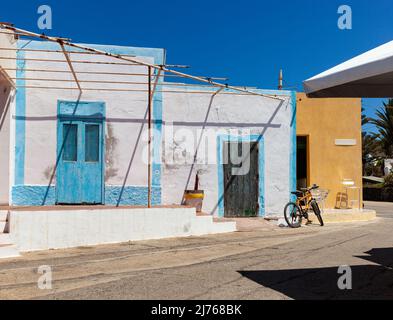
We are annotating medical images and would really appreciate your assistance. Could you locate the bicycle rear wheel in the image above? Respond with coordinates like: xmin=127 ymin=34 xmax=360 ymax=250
xmin=284 ymin=203 xmax=303 ymax=228
xmin=311 ymin=200 xmax=324 ymax=226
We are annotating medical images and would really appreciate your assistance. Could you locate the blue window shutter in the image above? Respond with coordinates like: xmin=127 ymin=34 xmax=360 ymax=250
xmin=85 ymin=124 xmax=100 ymax=162
xmin=63 ymin=124 xmax=78 ymax=162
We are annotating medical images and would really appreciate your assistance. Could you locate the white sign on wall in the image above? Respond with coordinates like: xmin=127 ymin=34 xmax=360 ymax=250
xmin=335 ymin=139 xmax=357 ymax=146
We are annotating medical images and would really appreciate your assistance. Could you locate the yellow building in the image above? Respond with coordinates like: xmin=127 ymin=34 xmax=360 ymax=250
xmin=296 ymin=93 xmax=363 ymax=209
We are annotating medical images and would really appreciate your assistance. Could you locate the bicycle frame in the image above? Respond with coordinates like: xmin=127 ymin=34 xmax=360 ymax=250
xmin=296 ymin=191 xmax=313 ymax=213
xmin=285 ymin=185 xmax=324 ymax=228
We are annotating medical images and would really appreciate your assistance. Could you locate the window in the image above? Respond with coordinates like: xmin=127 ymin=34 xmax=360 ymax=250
xmin=85 ymin=124 xmax=100 ymax=162
xmin=63 ymin=124 xmax=78 ymax=161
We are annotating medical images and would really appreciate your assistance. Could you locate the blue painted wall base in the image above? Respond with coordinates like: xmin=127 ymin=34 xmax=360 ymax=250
xmin=105 ymin=186 xmax=162 ymax=206
xmin=12 ymin=186 xmax=162 ymax=207
xmin=13 ymin=40 xmax=165 ymax=207
xmin=12 ymin=186 xmax=56 ymax=206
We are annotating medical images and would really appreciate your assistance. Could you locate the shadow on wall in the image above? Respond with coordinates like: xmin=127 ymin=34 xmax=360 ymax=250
xmin=239 ymin=248 xmax=393 ymax=300
xmin=110 ymin=91 xmax=286 ymax=207
xmin=0 ymin=83 xmax=14 ymax=132
xmin=39 ymin=90 xmax=287 ymax=206
xmin=42 ymin=92 xmax=83 ymax=205
xmin=209 ymin=99 xmax=285 ymax=215
xmin=115 ymin=103 xmax=149 ymax=207
xmin=182 ymin=89 xmax=222 ymax=195
xmin=0 ymin=84 xmax=14 ymax=205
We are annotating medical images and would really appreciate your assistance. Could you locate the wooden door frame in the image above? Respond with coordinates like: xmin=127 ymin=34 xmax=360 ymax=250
xmin=297 ymin=135 xmax=310 ymax=188
xmin=217 ymin=134 xmax=265 ymax=218
xmin=56 ymin=100 xmax=106 ymax=205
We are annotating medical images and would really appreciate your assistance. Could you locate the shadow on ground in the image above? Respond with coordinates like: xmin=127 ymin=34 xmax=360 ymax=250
xmin=239 ymin=248 xmax=393 ymax=300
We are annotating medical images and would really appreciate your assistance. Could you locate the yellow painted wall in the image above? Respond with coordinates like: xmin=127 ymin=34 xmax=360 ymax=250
xmin=297 ymin=93 xmax=363 ymax=209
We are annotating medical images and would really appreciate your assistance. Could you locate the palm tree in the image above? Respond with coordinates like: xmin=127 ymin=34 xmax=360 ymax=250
xmin=362 ymin=133 xmax=383 ymax=176
xmin=362 ymin=107 xmax=369 ymax=126
xmin=362 ymin=107 xmax=374 ymax=174
xmin=369 ymin=99 xmax=393 ymax=157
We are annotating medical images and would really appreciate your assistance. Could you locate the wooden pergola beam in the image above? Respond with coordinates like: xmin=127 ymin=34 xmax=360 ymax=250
xmin=0 ymin=65 xmax=15 ymax=89
xmin=58 ymin=41 xmax=82 ymax=93
xmin=0 ymin=23 xmax=285 ymax=101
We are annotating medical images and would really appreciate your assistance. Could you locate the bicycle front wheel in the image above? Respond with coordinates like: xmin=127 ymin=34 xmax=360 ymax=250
xmin=311 ymin=200 xmax=324 ymax=227
xmin=284 ymin=203 xmax=303 ymax=228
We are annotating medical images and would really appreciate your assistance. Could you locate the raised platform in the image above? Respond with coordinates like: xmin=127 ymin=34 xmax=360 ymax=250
xmin=0 ymin=210 xmax=20 ymax=259
xmin=2 ymin=206 xmax=237 ymax=254
xmin=322 ymin=209 xmax=377 ymax=223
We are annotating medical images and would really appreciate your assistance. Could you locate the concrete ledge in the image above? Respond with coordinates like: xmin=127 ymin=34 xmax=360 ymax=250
xmin=0 ymin=244 xmax=20 ymax=259
xmin=9 ymin=207 xmax=236 ymax=252
xmin=322 ymin=209 xmax=377 ymax=224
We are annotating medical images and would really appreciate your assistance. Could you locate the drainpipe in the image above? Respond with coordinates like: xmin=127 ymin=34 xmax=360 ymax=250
xmin=278 ymin=69 xmax=283 ymax=90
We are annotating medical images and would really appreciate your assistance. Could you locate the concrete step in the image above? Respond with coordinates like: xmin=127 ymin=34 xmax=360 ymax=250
xmin=210 ymin=221 xmax=237 ymax=234
xmin=0 ymin=210 xmax=8 ymax=222
xmin=190 ymin=216 xmax=214 ymax=236
xmin=0 ymin=233 xmax=11 ymax=244
xmin=191 ymin=216 xmax=237 ymax=235
xmin=0 ymin=244 xmax=20 ymax=259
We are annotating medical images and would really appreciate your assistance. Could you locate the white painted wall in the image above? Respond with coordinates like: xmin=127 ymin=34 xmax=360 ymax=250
xmin=0 ymin=78 xmax=13 ymax=204
xmin=162 ymin=88 xmax=292 ymax=216
xmin=19 ymin=42 xmax=161 ymax=189
xmin=0 ymin=32 xmax=16 ymax=205
xmin=3 ymin=38 xmax=293 ymax=216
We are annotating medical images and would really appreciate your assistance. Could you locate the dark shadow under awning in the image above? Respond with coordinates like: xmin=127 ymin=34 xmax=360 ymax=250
xmin=303 ymin=40 xmax=393 ymax=98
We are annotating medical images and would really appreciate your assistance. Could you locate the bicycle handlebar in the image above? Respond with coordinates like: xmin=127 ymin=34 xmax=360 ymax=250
xmin=300 ymin=185 xmax=320 ymax=192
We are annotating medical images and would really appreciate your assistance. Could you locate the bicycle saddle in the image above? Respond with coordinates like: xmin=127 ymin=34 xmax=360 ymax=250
xmin=291 ymin=191 xmax=304 ymax=197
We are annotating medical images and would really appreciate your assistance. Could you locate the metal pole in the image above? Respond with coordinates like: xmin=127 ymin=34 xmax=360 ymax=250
xmin=59 ymin=42 xmax=82 ymax=93
xmin=278 ymin=69 xmax=283 ymax=90
xmin=11 ymin=77 xmax=232 ymax=87
xmin=0 ymin=55 xmax=141 ymax=66
xmin=148 ymin=66 xmax=152 ymax=208
xmin=0 ymin=23 xmax=285 ymax=101
xmin=12 ymin=85 xmax=268 ymax=95
xmin=4 ymin=67 xmax=229 ymax=80
xmin=0 ymin=66 xmax=15 ymax=88
xmin=147 ymin=68 xmax=162 ymax=209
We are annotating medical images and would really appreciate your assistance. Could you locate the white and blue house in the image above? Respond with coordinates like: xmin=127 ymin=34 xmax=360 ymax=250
xmin=0 ymin=31 xmax=296 ymax=219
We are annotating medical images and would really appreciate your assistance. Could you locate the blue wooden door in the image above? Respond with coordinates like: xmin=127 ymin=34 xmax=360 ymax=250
xmin=57 ymin=119 xmax=104 ymax=204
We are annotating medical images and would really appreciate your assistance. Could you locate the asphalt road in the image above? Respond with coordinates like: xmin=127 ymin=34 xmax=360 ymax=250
xmin=0 ymin=202 xmax=392 ymax=300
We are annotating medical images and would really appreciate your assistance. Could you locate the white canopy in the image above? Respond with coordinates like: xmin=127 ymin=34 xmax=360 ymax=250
xmin=303 ymin=40 xmax=393 ymax=98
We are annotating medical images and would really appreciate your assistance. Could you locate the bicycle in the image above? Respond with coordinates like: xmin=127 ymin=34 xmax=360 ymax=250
xmin=284 ymin=185 xmax=324 ymax=228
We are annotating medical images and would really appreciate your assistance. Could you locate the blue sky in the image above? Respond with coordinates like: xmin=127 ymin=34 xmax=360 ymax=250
xmin=1 ymin=0 xmax=393 ymax=132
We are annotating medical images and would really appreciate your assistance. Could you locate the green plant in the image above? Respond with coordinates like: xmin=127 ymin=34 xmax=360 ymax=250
xmin=362 ymin=107 xmax=369 ymax=126
xmin=369 ymin=99 xmax=393 ymax=157
xmin=362 ymin=107 xmax=385 ymax=176
xmin=364 ymin=183 xmax=384 ymax=189
xmin=384 ymin=173 xmax=393 ymax=188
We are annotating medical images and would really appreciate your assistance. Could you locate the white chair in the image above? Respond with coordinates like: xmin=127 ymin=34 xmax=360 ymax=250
xmin=342 ymin=179 xmax=361 ymax=211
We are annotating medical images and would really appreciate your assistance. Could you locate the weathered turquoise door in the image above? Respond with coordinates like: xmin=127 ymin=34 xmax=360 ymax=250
xmin=57 ymin=101 xmax=105 ymax=204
